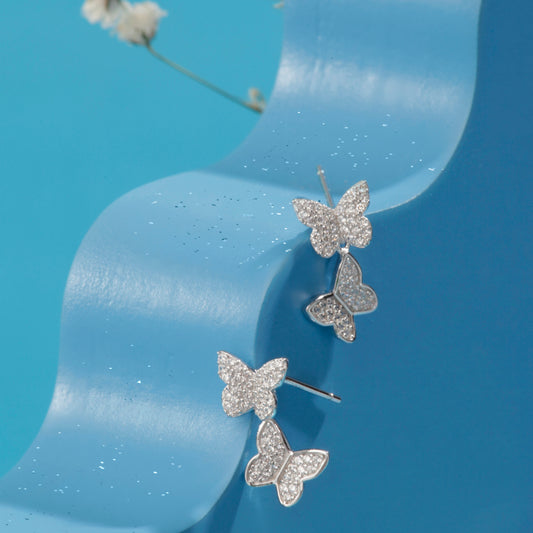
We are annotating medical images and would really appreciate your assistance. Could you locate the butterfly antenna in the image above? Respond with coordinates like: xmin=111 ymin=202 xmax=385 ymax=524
xmin=316 ymin=166 xmax=335 ymax=208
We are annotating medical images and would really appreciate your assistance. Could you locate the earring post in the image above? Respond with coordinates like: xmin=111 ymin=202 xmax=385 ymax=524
xmin=317 ymin=165 xmax=335 ymax=208
xmin=285 ymin=376 xmax=341 ymax=403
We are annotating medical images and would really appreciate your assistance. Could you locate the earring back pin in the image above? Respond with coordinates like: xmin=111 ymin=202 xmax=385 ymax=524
xmin=317 ymin=165 xmax=335 ymax=208
xmin=284 ymin=376 xmax=341 ymax=403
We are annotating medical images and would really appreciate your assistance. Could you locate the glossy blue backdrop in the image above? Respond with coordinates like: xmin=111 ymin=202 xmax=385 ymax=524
xmin=1 ymin=0 xmax=532 ymax=532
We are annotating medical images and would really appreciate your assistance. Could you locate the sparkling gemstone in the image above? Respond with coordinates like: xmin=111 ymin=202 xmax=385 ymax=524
xmin=292 ymin=181 xmax=372 ymax=258
xmin=306 ymin=253 xmax=377 ymax=343
xmin=245 ymin=420 xmax=329 ymax=507
xmin=218 ymin=352 xmax=288 ymax=420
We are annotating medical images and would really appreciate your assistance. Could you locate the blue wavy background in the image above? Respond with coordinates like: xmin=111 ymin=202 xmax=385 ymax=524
xmin=0 ymin=0 xmax=281 ymax=477
xmin=0 ymin=1 xmax=532 ymax=532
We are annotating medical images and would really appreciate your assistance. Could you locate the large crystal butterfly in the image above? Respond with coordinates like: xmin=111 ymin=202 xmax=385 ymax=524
xmin=245 ymin=419 xmax=329 ymax=507
xmin=217 ymin=351 xmax=288 ymax=420
xmin=292 ymin=180 xmax=372 ymax=258
xmin=307 ymin=253 xmax=378 ymax=342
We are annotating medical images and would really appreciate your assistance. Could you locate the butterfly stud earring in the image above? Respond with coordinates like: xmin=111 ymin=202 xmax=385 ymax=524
xmin=218 ymin=351 xmax=340 ymax=420
xmin=292 ymin=168 xmax=372 ymax=258
xmin=307 ymin=251 xmax=377 ymax=342
xmin=245 ymin=419 xmax=329 ymax=507
xmin=292 ymin=166 xmax=378 ymax=342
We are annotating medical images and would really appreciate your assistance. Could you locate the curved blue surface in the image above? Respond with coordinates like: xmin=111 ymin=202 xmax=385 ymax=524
xmin=218 ymin=0 xmax=480 ymax=211
xmin=0 ymin=0 xmax=282 ymax=482
xmin=2 ymin=0 xmax=532 ymax=532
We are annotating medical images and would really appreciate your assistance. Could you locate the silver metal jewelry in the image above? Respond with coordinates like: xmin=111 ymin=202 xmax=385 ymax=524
xmin=245 ymin=419 xmax=329 ymax=507
xmin=292 ymin=166 xmax=378 ymax=342
xmin=292 ymin=167 xmax=372 ymax=258
xmin=217 ymin=351 xmax=340 ymax=420
xmin=307 ymin=250 xmax=378 ymax=342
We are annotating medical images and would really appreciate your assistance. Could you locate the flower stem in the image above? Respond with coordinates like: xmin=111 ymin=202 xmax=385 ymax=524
xmin=144 ymin=43 xmax=262 ymax=113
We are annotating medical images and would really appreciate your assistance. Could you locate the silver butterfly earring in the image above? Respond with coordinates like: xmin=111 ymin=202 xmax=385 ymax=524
xmin=217 ymin=351 xmax=340 ymax=420
xmin=218 ymin=351 xmax=337 ymax=506
xmin=245 ymin=419 xmax=329 ymax=507
xmin=292 ymin=166 xmax=378 ymax=342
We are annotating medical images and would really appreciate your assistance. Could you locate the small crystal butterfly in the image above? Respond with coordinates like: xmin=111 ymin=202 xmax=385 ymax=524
xmin=307 ymin=252 xmax=377 ymax=342
xmin=292 ymin=180 xmax=372 ymax=258
xmin=245 ymin=419 xmax=329 ymax=507
xmin=217 ymin=351 xmax=288 ymax=420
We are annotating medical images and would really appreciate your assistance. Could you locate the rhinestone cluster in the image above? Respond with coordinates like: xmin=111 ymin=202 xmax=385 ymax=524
xmin=335 ymin=254 xmax=378 ymax=315
xmin=245 ymin=420 xmax=329 ymax=507
xmin=277 ymin=451 xmax=329 ymax=506
xmin=292 ymin=180 xmax=372 ymax=258
xmin=245 ymin=419 xmax=289 ymax=486
xmin=218 ymin=352 xmax=288 ymax=420
xmin=306 ymin=252 xmax=378 ymax=342
xmin=336 ymin=181 xmax=372 ymax=249
xmin=307 ymin=295 xmax=356 ymax=342
xmin=292 ymin=199 xmax=340 ymax=258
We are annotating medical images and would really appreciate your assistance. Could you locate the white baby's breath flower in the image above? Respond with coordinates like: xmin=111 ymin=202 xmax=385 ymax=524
xmin=81 ymin=0 xmax=262 ymax=113
xmin=82 ymin=0 xmax=124 ymax=28
xmin=115 ymin=1 xmax=167 ymax=45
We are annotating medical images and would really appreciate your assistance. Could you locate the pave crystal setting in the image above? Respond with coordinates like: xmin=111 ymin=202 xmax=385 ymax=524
xmin=217 ymin=351 xmax=288 ymax=420
xmin=307 ymin=294 xmax=356 ymax=342
xmin=245 ymin=419 xmax=329 ymax=507
xmin=292 ymin=181 xmax=372 ymax=258
xmin=307 ymin=253 xmax=377 ymax=343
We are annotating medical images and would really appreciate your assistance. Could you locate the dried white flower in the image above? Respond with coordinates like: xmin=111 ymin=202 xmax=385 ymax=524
xmin=82 ymin=0 xmax=124 ymax=28
xmin=115 ymin=1 xmax=167 ymax=45
xmin=248 ymin=87 xmax=267 ymax=112
xmin=81 ymin=0 xmax=260 ymax=113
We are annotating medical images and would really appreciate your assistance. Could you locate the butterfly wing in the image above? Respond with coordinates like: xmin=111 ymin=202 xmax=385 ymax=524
xmin=217 ymin=351 xmax=255 ymax=417
xmin=252 ymin=358 xmax=289 ymax=420
xmin=245 ymin=419 xmax=291 ymax=487
xmin=275 ymin=449 xmax=329 ymax=507
xmin=307 ymin=293 xmax=356 ymax=342
xmin=292 ymin=198 xmax=340 ymax=258
xmin=217 ymin=351 xmax=253 ymax=385
xmin=252 ymin=389 xmax=278 ymax=420
xmin=336 ymin=181 xmax=372 ymax=248
xmin=221 ymin=387 xmax=254 ymax=418
xmin=337 ymin=180 xmax=370 ymax=215
xmin=255 ymin=358 xmax=288 ymax=389
xmin=332 ymin=313 xmax=356 ymax=343
xmin=306 ymin=293 xmax=337 ymax=327
xmin=334 ymin=254 xmax=378 ymax=315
